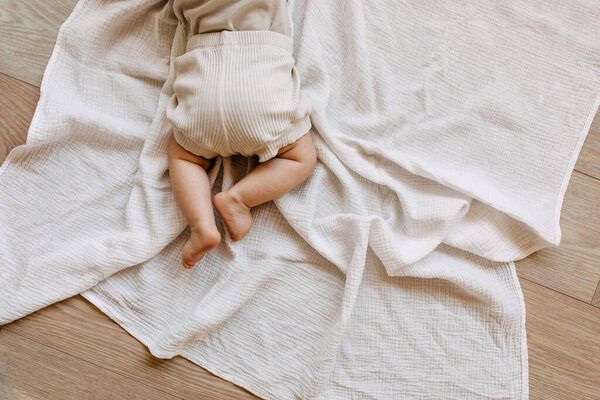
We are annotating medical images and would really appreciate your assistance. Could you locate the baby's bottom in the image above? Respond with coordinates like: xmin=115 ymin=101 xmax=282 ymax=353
xmin=167 ymin=131 xmax=317 ymax=268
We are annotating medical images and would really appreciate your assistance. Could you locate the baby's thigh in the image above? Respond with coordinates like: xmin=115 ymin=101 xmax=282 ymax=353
xmin=276 ymin=132 xmax=316 ymax=162
xmin=168 ymin=132 xmax=213 ymax=170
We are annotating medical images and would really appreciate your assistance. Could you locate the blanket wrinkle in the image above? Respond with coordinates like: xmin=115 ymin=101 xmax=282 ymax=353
xmin=2 ymin=0 xmax=600 ymax=398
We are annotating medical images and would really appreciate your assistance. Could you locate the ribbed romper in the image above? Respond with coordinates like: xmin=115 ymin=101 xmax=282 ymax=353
xmin=166 ymin=0 xmax=312 ymax=163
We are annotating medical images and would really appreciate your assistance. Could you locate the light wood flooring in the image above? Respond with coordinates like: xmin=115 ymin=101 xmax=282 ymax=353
xmin=0 ymin=1 xmax=598 ymax=399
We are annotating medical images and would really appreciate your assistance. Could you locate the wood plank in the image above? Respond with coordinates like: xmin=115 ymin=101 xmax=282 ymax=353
xmin=592 ymin=281 xmax=600 ymax=308
xmin=516 ymin=172 xmax=600 ymax=303
xmin=575 ymin=109 xmax=600 ymax=180
xmin=2 ymin=295 xmax=260 ymax=400
xmin=520 ymin=278 xmax=600 ymax=400
xmin=0 ymin=0 xmax=79 ymax=86
xmin=0 ymin=72 xmax=38 ymax=163
xmin=0 ymin=329 xmax=181 ymax=400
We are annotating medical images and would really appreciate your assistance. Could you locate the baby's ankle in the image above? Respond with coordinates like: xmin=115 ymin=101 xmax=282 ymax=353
xmin=221 ymin=188 xmax=251 ymax=211
xmin=189 ymin=221 xmax=219 ymax=236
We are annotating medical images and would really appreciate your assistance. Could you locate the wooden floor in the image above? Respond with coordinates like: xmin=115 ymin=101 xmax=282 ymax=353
xmin=0 ymin=1 xmax=599 ymax=399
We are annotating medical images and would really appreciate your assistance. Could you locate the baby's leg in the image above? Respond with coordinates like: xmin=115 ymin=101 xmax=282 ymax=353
xmin=167 ymin=133 xmax=221 ymax=268
xmin=214 ymin=132 xmax=317 ymax=242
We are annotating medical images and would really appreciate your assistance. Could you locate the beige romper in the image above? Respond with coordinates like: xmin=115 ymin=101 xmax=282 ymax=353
xmin=167 ymin=0 xmax=312 ymax=163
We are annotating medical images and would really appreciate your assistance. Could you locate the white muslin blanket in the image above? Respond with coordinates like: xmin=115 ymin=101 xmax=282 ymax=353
xmin=1 ymin=0 xmax=599 ymax=398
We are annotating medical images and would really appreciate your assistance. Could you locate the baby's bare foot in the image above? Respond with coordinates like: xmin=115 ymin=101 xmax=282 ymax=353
xmin=213 ymin=189 xmax=252 ymax=242
xmin=182 ymin=225 xmax=221 ymax=269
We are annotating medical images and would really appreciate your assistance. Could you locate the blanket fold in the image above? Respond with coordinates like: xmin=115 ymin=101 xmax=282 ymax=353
xmin=2 ymin=0 xmax=599 ymax=398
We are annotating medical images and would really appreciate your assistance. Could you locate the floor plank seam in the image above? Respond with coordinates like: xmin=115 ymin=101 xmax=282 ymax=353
xmin=517 ymin=274 xmax=598 ymax=307
xmin=591 ymin=280 xmax=600 ymax=308
xmin=0 ymin=70 xmax=40 ymax=90
xmin=573 ymin=168 xmax=600 ymax=182
xmin=2 ymin=327 xmax=185 ymax=400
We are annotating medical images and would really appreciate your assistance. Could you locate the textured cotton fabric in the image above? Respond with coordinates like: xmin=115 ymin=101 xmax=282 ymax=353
xmin=1 ymin=1 xmax=600 ymax=399
xmin=167 ymin=30 xmax=312 ymax=162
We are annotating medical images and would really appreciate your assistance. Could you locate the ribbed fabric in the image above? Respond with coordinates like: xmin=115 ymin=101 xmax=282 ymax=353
xmin=166 ymin=30 xmax=312 ymax=163
xmin=172 ymin=0 xmax=290 ymax=39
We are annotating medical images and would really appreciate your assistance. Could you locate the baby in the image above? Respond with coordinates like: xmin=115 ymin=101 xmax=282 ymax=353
xmin=167 ymin=0 xmax=317 ymax=268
